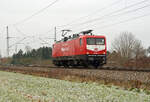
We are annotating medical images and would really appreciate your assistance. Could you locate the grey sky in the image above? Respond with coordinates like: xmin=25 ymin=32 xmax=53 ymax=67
xmin=0 ymin=0 xmax=150 ymax=57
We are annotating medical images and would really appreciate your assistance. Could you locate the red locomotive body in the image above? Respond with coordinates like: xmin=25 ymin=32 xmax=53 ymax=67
xmin=52 ymin=30 xmax=107 ymax=68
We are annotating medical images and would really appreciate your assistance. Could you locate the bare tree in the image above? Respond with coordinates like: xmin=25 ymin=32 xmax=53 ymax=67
xmin=112 ymin=32 xmax=145 ymax=60
xmin=146 ymin=46 xmax=150 ymax=57
xmin=148 ymin=46 xmax=150 ymax=54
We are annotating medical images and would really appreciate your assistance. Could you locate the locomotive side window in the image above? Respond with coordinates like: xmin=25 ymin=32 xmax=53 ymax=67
xmin=80 ymin=38 xmax=82 ymax=46
xmin=86 ymin=38 xmax=105 ymax=45
xmin=96 ymin=38 xmax=105 ymax=45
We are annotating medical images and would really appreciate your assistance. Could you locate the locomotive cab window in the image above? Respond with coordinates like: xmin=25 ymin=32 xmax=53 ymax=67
xmin=86 ymin=38 xmax=95 ymax=45
xmin=86 ymin=38 xmax=105 ymax=45
xmin=96 ymin=38 xmax=105 ymax=45
xmin=80 ymin=38 xmax=82 ymax=46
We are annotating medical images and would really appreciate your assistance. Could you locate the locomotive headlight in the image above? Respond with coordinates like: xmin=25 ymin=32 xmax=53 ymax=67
xmin=103 ymin=52 xmax=106 ymax=54
xmin=87 ymin=52 xmax=89 ymax=54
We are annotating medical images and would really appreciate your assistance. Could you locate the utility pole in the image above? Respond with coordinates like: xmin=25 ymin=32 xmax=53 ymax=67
xmin=6 ymin=26 xmax=9 ymax=57
xmin=54 ymin=27 xmax=56 ymax=42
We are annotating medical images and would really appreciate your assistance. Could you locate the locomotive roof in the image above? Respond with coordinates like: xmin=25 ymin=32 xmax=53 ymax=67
xmin=79 ymin=35 xmax=106 ymax=38
xmin=55 ymin=34 xmax=106 ymax=43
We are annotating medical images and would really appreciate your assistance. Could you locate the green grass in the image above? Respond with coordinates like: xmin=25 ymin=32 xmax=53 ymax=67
xmin=0 ymin=71 xmax=150 ymax=102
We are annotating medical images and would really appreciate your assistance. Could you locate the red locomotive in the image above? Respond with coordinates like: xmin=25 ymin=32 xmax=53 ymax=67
xmin=52 ymin=30 xmax=107 ymax=68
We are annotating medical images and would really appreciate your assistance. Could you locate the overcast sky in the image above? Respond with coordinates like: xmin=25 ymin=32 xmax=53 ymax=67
xmin=0 ymin=0 xmax=150 ymax=57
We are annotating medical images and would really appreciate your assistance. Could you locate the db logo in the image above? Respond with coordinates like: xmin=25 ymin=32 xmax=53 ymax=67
xmin=94 ymin=48 xmax=98 ymax=51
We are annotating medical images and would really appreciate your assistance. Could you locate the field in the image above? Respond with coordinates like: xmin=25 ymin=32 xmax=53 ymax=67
xmin=0 ymin=71 xmax=150 ymax=102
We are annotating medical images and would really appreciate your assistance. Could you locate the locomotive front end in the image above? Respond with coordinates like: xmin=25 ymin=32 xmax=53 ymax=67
xmin=85 ymin=36 xmax=107 ymax=68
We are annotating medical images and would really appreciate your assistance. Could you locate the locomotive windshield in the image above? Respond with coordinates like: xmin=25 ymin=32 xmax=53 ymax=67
xmin=87 ymin=38 xmax=105 ymax=45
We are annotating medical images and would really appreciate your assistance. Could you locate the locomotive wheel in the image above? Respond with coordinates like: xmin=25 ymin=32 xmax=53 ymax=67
xmin=68 ymin=60 xmax=75 ymax=67
xmin=64 ymin=65 xmax=69 ymax=68
xmin=63 ymin=64 xmax=68 ymax=68
xmin=94 ymin=65 xmax=99 ymax=69
xmin=83 ymin=61 xmax=88 ymax=68
xmin=93 ymin=60 xmax=100 ymax=69
xmin=63 ymin=61 xmax=69 ymax=68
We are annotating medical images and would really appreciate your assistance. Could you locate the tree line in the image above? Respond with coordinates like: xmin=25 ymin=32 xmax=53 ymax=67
xmin=11 ymin=47 xmax=52 ymax=65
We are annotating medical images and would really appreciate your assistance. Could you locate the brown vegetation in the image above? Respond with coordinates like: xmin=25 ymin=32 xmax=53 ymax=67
xmin=107 ymin=52 xmax=150 ymax=68
xmin=124 ymin=57 xmax=150 ymax=68
xmin=108 ymin=32 xmax=149 ymax=68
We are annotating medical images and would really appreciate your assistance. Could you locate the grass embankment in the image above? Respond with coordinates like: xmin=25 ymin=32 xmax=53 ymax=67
xmin=0 ymin=71 xmax=150 ymax=102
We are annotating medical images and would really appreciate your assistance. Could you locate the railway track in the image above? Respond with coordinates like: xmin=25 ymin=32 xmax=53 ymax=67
xmin=19 ymin=64 xmax=150 ymax=72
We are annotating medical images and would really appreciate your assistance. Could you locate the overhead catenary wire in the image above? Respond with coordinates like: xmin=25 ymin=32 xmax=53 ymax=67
xmin=12 ymin=25 xmax=54 ymax=48
xmin=13 ymin=0 xmax=150 ymax=38
xmin=90 ymin=12 xmax=150 ymax=32
xmin=13 ymin=0 xmax=59 ymax=26
xmin=61 ymin=0 xmax=149 ymax=30
xmin=38 ymin=38 xmax=50 ymax=45
xmin=13 ymin=25 xmax=55 ymax=41
xmin=10 ymin=0 xmax=59 ymax=49
xmin=6 ymin=0 xmax=59 ymax=56
xmin=13 ymin=26 xmax=28 ymax=37
xmin=13 ymin=26 xmax=38 ymax=41
xmin=73 ymin=2 xmax=150 ymax=31
xmin=10 ymin=0 xmax=131 ymax=41
xmin=37 ymin=27 xmax=54 ymax=37
xmin=57 ymin=0 xmax=123 ymax=28
xmin=0 ymin=27 xmax=5 ymax=36
xmin=9 ymin=37 xmax=27 ymax=48
xmin=37 ymin=37 xmax=53 ymax=47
